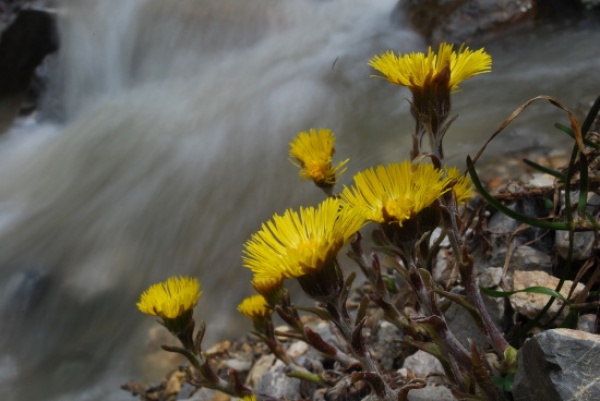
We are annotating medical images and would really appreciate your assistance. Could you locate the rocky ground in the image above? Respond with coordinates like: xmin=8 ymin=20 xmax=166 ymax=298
xmin=122 ymin=147 xmax=600 ymax=401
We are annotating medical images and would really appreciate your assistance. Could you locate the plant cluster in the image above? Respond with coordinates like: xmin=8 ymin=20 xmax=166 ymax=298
xmin=133 ymin=43 xmax=600 ymax=401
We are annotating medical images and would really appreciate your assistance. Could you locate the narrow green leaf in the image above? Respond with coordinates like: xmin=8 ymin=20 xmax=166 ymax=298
xmin=559 ymin=310 xmax=579 ymax=329
xmin=578 ymin=154 xmax=589 ymax=216
xmin=584 ymin=211 xmax=600 ymax=230
xmin=555 ymin=122 xmax=600 ymax=149
xmin=581 ymin=95 xmax=600 ymax=137
xmin=522 ymin=158 xmax=564 ymax=179
xmin=554 ymin=122 xmax=573 ymax=136
xmin=466 ymin=156 xmax=571 ymax=231
xmin=480 ymin=285 xmax=570 ymax=305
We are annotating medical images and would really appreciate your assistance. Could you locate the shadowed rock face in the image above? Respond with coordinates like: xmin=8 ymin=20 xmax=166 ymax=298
xmin=513 ymin=329 xmax=600 ymax=401
xmin=0 ymin=8 xmax=58 ymax=131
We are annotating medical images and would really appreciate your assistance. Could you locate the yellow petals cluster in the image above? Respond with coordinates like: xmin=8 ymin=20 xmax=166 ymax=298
xmin=289 ymin=128 xmax=348 ymax=188
xmin=341 ymin=161 xmax=471 ymax=226
xmin=243 ymin=198 xmax=364 ymax=282
xmin=137 ymin=276 xmax=201 ymax=319
xmin=237 ymin=295 xmax=272 ymax=319
xmin=368 ymin=43 xmax=492 ymax=92
xmin=251 ymin=276 xmax=283 ymax=297
xmin=446 ymin=166 xmax=474 ymax=204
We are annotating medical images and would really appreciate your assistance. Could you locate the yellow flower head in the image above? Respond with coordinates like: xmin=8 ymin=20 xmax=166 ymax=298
xmin=242 ymin=198 xmax=364 ymax=281
xmin=368 ymin=43 xmax=492 ymax=93
xmin=445 ymin=166 xmax=473 ymax=204
xmin=137 ymin=276 xmax=201 ymax=320
xmin=240 ymin=396 xmax=257 ymax=401
xmin=289 ymin=128 xmax=349 ymax=189
xmin=237 ymin=295 xmax=272 ymax=319
xmin=251 ymin=275 xmax=283 ymax=297
xmin=341 ymin=161 xmax=456 ymax=226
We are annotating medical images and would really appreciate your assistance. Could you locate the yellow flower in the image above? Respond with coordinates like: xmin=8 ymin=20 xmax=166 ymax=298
xmin=445 ymin=166 xmax=473 ymax=204
xmin=238 ymin=295 xmax=272 ymax=319
xmin=251 ymin=275 xmax=283 ymax=297
xmin=341 ymin=161 xmax=454 ymax=226
xmin=242 ymin=198 xmax=364 ymax=281
xmin=368 ymin=43 xmax=491 ymax=93
xmin=137 ymin=276 xmax=201 ymax=319
xmin=240 ymin=396 xmax=257 ymax=401
xmin=289 ymin=128 xmax=349 ymax=189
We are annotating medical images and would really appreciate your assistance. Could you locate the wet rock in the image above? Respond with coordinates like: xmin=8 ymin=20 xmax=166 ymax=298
xmin=0 ymin=7 xmax=57 ymax=131
xmin=513 ymin=329 xmax=600 ymax=401
xmin=510 ymin=270 xmax=585 ymax=324
xmin=397 ymin=0 xmax=536 ymax=43
xmin=395 ymin=0 xmax=594 ymax=43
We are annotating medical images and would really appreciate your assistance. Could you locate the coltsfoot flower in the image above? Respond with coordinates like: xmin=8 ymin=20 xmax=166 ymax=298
xmin=369 ymin=43 xmax=491 ymax=130
xmin=341 ymin=161 xmax=453 ymax=226
xmin=251 ymin=276 xmax=284 ymax=303
xmin=368 ymin=43 xmax=492 ymax=93
xmin=445 ymin=166 xmax=473 ymax=204
xmin=242 ymin=198 xmax=365 ymax=300
xmin=289 ymin=128 xmax=349 ymax=190
xmin=137 ymin=276 xmax=201 ymax=320
xmin=243 ymin=198 xmax=363 ymax=280
xmin=238 ymin=295 xmax=272 ymax=320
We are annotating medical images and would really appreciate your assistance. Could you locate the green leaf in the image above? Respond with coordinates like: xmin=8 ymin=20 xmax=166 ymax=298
xmin=493 ymin=374 xmax=514 ymax=393
xmin=522 ymin=158 xmax=564 ymax=179
xmin=480 ymin=285 xmax=571 ymax=305
xmin=555 ymin=122 xmax=600 ymax=149
xmin=466 ymin=156 xmax=571 ymax=231
xmin=578 ymin=154 xmax=589 ymax=217
xmin=559 ymin=310 xmax=579 ymax=329
xmin=581 ymin=95 xmax=600 ymax=137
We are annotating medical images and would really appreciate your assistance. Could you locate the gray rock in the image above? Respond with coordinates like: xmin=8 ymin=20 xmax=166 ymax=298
xmin=479 ymin=267 xmax=504 ymax=289
xmin=577 ymin=314 xmax=597 ymax=333
xmin=371 ymin=321 xmax=405 ymax=371
xmin=513 ymin=329 xmax=600 ymax=401
xmin=255 ymin=359 xmax=302 ymax=400
xmin=582 ymin=0 xmax=600 ymax=9
xmin=511 ymin=245 xmax=553 ymax=273
xmin=401 ymin=350 xmax=445 ymax=378
xmin=407 ymin=385 xmax=458 ymax=401
xmin=483 ymin=201 xmax=553 ymax=266
xmin=445 ymin=283 xmax=505 ymax=349
xmin=445 ymin=301 xmax=490 ymax=349
xmin=555 ymin=230 xmax=595 ymax=261
xmin=397 ymin=0 xmax=536 ymax=43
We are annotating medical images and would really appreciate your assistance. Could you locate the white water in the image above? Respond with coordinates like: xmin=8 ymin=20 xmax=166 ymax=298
xmin=0 ymin=1 xmax=598 ymax=400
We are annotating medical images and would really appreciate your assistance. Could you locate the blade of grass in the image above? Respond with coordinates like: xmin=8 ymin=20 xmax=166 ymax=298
xmin=466 ymin=156 xmax=571 ymax=231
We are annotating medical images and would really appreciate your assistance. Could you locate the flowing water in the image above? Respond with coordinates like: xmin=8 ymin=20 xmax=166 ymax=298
xmin=0 ymin=1 xmax=598 ymax=400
